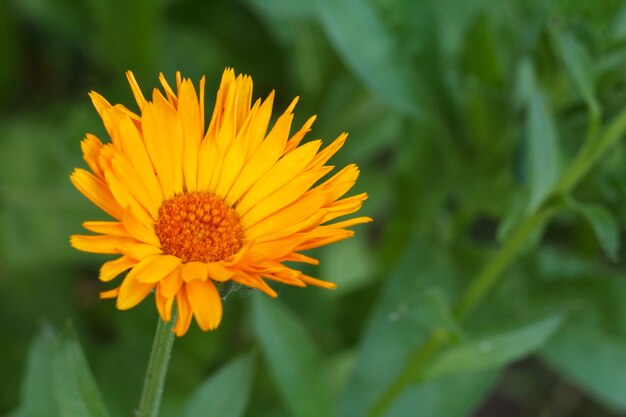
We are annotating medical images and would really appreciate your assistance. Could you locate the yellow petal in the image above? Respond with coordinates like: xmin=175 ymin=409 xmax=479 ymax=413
xmin=116 ymin=116 xmax=164 ymax=207
xmin=300 ymin=274 xmax=337 ymax=289
xmin=116 ymin=265 xmax=156 ymax=310
xmin=160 ymin=267 xmax=183 ymax=298
xmin=82 ymin=221 xmax=129 ymax=237
xmin=70 ymin=169 xmax=125 ymax=220
xmin=70 ymin=234 xmax=137 ymax=254
xmin=142 ymin=101 xmax=176 ymax=198
xmin=81 ymin=134 xmax=105 ymax=179
xmin=100 ymin=255 xmax=137 ymax=282
xmin=236 ymin=140 xmax=321 ymax=215
xmin=125 ymin=71 xmax=146 ymax=110
xmin=226 ymin=105 xmax=294 ymax=204
xmin=104 ymin=170 xmax=153 ymax=227
xmin=122 ymin=208 xmax=160 ymax=247
xmin=306 ymin=133 xmax=348 ymax=169
xmin=100 ymin=287 xmax=120 ymax=299
xmin=186 ymin=280 xmax=223 ymax=331
xmin=284 ymin=115 xmax=316 ymax=154
xmin=110 ymin=154 xmax=159 ymax=218
xmin=177 ymin=78 xmax=202 ymax=191
xmin=131 ymin=254 xmax=182 ymax=283
xmin=181 ymin=262 xmax=208 ymax=282
xmin=205 ymin=263 xmax=234 ymax=282
xmin=123 ymin=243 xmax=163 ymax=260
xmin=174 ymin=289 xmax=193 ymax=336
xmin=155 ymin=289 xmax=174 ymax=322
xmin=239 ymin=166 xmax=332 ymax=228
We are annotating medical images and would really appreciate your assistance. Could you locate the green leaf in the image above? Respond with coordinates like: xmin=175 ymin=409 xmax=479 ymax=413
xmin=385 ymin=371 xmax=499 ymax=417
xmin=19 ymin=327 xmax=58 ymax=417
xmin=244 ymin=0 xmax=314 ymax=20
xmin=52 ymin=326 xmax=110 ymax=417
xmin=252 ymin=295 xmax=333 ymax=417
xmin=552 ymin=29 xmax=600 ymax=125
xmin=339 ymin=239 xmax=496 ymax=417
xmin=319 ymin=238 xmax=377 ymax=295
xmin=317 ymin=0 xmax=420 ymax=116
xmin=180 ymin=352 xmax=255 ymax=417
xmin=525 ymin=76 xmax=561 ymax=213
xmin=392 ymin=287 xmax=461 ymax=339
xmin=565 ymin=197 xmax=620 ymax=261
xmin=422 ymin=312 xmax=566 ymax=381
xmin=15 ymin=325 xmax=109 ymax=417
xmin=539 ymin=276 xmax=626 ymax=412
xmin=542 ymin=323 xmax=626 ymax=411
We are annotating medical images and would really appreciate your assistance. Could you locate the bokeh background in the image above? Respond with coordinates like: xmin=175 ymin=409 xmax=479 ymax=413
xmin=3 ymin=0 xmax=626 ymax=416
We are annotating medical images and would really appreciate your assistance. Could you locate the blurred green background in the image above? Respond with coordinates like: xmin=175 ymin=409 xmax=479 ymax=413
xmin=3 ymin=0 xmax=626 ymax=416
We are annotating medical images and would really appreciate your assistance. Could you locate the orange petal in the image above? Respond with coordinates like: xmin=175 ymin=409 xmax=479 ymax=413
xmin=186 ymin=280 xmax=223 ymax=331
xmin=100 ymin=255 xmax=137 ymax=282
xmin=70 ymin=169 xmax=125 ymax=220
xmin=100 ymin=287 xmax=120 ymax=299
xmin=131 ymin=255 xmax=182 ymax=283
xmin=205 ymin=263 xmax=235 ymax=282
xmin=160 ymin=267 xmax=183 ymax=298
xmin=70 ymin=234 xmax=137 ymax=254
xmin=174 ymin=289 xmax=193 ymax=336
xmin=181 ymin=262 xmax=208 ymax=282
xmin=116 ymin=269 xmax=155 ymax=310
xmin=155 ymin=289 xmax=174 ymax=322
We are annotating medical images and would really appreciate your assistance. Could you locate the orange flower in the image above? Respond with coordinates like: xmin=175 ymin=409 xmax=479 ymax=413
xmin=70 ymin=69 xmax=371 ymax=335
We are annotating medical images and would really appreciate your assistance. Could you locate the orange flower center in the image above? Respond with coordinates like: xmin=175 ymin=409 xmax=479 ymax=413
xmin=155 ymin=192 xmax=244 ymax=263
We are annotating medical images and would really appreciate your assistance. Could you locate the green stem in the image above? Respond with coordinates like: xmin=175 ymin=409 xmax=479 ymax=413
xmin=555 ymin=105 xmax=626 ymax=195
xmin=367 ymin=105 xmax=626 ymax=417
xmin=136 ymin=310 xmax=177 ymax=417
xmin=367 ymin=333 xmax=448 ymax=417
xmin=366 ymin=209 xmax=552 ymax=417
xmin=453 ymin=207 xmax=555 ymax=321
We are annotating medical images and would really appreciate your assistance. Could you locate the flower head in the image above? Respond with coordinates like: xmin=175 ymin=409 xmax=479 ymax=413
xmin=71 ymin=68 xmax=371 ymax=335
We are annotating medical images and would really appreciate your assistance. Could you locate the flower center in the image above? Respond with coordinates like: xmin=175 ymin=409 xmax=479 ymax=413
xmin=155 ymin=192 xmax=244 ymax=263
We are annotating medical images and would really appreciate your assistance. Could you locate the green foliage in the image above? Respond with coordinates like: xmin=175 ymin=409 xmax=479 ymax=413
xmin=10 ymin=325 xmax=109 ymax=417
xmin=3 ymin=0 xmax=626 ymax=416
xmin=252 ymin=294 xmax=333 ymax=417
xmin=180 ymin=352 xmax=255 ymax=417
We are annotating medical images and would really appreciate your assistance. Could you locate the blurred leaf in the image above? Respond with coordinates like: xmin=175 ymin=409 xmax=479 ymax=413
xmin=244 ymin=0 xmax=314 ymax=20
xmin=525 ymin=77 xmax=561 ymax=213
xmin=339 ymin=239 xmax=496 ymax=417
xmin=385 ymin=371 xmax=498 ymax=417
xmin=15 ymin=326 xmax=109 ymax=417
xmin=461 ymin=13 xmax=503 ymax=87
xmin=317 ymin=0 xmax=420 ymax=116
xmin=19 ymin=327 xmax=58 ymax=417
xmin=9 ymin=0 xmax=91 ymax=40
xmin=565 ymin=197 xmax=620 ymax=261
xmin=552 ymin=29 xmax=600 ymax=123
xmin=542 ymin=322 xmax=626 ymax=411
xmin=52 ymin=326 xmax=110 ymax=417
xmin=610 ymin=1 xmax=626 ymax=41
xmin=252 ymin=295 xmax=333 ymax=417
xmin=319 ymin=238 xmax=377 ymax=295
xmin=422 ymin=311 xmax=565 ymax=381
xmin=95 ymin=0 xmax=158 ymax=77
xmin=392 ymin=287 xmax=461 ymax=338
xmin=180 ymin=352 xmax=255 ymax=417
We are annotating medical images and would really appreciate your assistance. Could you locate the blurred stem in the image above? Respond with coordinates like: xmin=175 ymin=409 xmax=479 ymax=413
xmin=367 ymin=106 xmax=626 ymax=417
xmin=555 ymin=105 xmax=626 ymax=195
xmin=136 ymin=309 xmax=177 ymax=417
xmin=453 ymin=206 xmax=555 ymax=320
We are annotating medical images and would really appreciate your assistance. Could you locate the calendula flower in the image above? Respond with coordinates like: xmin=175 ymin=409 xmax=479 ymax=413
xmin=70 ymin=68 xmax=371 ymax=335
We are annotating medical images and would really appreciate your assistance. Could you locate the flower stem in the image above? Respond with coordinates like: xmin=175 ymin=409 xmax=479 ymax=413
xmin=366 ymin=105 xmax=626 ymax=417
xmin=136 ymin=309 xmax=177 ymax=417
